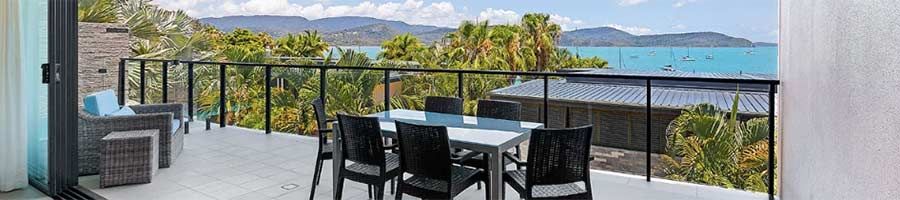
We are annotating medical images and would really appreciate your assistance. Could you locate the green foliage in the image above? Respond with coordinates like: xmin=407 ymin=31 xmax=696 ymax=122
xmin=88 ymin=3 xmax=610 ymax=135
xmin=274 ymin=31 xmax=329 ymax=58
xmin=78 ymin=0 xmax=118 ymax=23
xmin=378 ymin=33 xmax=424 ymax=61
xmin=661 ymin=93 xmax=775 ymax=192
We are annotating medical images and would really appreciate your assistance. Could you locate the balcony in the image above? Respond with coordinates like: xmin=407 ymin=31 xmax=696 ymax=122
xmin=69 ymin=58 xmax=779 ymax=199
xmin=77 ymin=124 xmax=769 ymax=200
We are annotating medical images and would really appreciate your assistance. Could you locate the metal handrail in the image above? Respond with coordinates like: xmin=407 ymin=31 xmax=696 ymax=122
xmin=118 ymin=57 xmax=780 ymax=200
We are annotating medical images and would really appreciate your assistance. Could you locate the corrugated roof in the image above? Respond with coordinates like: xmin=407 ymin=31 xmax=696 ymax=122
xmin=490 ymin=79 xmax=771 ymax=114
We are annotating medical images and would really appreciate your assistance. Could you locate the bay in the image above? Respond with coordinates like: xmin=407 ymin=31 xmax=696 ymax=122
xmin=333 ymin=46 xmax=778 ymax=74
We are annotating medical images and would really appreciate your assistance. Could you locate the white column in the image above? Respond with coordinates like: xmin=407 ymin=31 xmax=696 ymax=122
xmin=779 ymin=0 xmax=900 ymax=199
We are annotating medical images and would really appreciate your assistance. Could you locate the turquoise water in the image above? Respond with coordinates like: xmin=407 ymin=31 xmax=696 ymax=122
xmin=335 ymin=46 xmax=778 ymax=74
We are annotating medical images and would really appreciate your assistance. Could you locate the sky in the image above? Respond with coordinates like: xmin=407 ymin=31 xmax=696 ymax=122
xmin=151 ymin=0 xmax=779 ymax=42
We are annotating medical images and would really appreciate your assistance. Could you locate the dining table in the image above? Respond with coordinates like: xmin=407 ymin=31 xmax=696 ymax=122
xmin=331 ymin=109 xmax=544 ymax=200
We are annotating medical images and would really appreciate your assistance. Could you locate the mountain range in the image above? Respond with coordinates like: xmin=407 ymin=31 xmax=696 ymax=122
xmin=200 ymin=15 xmax=774 ymax=47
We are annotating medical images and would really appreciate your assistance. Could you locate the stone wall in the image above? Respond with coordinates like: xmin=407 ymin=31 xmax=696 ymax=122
xmin=590 ymin=146 xmax=666 ymax=177
xmin=77 ymin=23 xmax=130 ymax=105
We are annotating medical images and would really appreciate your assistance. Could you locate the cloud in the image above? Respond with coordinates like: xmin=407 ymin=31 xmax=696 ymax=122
xmin=549 ymin=14 xmax=585 ymax=31
xmin=618 ymin=0 xmax=648 ymax=6
xmin=152 ymin=0 xmax=586 ymax=29
xmin=671 ymin=24 xmax=687 ymax=29
xmin=673 ymin=0 xmax=697 ymax=8
xmin=606 ymin=24 xmax=653 ymax=35
xmin=478 ymin=8 xmax=520 ymax=24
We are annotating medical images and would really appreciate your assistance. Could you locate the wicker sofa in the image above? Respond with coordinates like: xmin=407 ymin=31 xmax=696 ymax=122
xmin=78 ymin=102 xmax=185 ymax=175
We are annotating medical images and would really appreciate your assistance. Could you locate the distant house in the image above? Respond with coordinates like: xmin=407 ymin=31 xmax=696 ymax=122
xmin=489 ymin=68 xmax=775 ymax=153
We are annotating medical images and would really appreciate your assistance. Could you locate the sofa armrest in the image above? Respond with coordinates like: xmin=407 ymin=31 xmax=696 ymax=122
xmin=78 ymin=110 xmax=175 ymax=175
xmin=130 ymin=103 xmax=184 ymax=120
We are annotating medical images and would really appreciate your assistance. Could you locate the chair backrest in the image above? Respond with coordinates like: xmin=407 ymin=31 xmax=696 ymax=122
xmin=395 ymin=121 xmax=452 ymax=183
xmin=336 ymin=114 xmax=386 ymax=166
xmin=310 ymin=99 xmax=328 ymax=141
xmin=476 ymin=99 xmax=521 ymax=121
xmin=424 ymin=96 xmax=463 ymax=115
xmin=526 ymin=125 xmax=593 ymax=187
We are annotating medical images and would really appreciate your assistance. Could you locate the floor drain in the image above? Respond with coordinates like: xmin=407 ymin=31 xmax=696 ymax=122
xmin=281 ymin=183 xmax=299 ymax=190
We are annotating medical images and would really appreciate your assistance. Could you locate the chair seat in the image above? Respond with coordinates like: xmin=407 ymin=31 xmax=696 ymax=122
xmin=402 ymin=165 xmax=483 ymax=197
xmin=504 ymin=170 xmax=589 ymax=199
xmin=345 ymin=153 xmax=400 ymax=176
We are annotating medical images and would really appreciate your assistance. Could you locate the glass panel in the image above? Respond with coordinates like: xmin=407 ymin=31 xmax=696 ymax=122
xmin=22 ymin=0 xmax=50 ymax=187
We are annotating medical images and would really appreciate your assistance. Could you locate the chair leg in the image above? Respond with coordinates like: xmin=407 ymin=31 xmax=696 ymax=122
xmin=315 ymin=159 xmax=325 ymax=185
xmin=390 ymin=178 xmax=395 ymax=194
xmin=484 ymin=180 xmax=490 ymax=200
xmin=335 ymin=178 xmax=345 ymax=200
xmin=368 ymin=185 xmax=372 ymax=199
xmin=375 ymin=183 xmax=386 ymax=200
xmin=309 ymin=155 xmax=323 ymax=200
xmin=394 ymin=183 xmax=403 ymax=200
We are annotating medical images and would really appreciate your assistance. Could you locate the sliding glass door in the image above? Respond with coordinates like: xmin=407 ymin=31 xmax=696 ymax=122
xmin=20 ymin=0 xmax=51 ymax=192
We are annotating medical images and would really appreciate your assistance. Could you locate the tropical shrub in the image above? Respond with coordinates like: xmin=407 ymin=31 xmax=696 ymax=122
xmin=661 ymin=94 xmax=774 ymax=192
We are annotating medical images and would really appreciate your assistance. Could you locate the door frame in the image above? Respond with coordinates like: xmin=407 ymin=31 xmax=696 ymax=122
xmin=32 ymin=0 xmax=79 ymax=196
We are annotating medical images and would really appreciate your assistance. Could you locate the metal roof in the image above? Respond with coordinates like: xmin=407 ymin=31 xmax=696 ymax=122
xmin=490 ymin=79 xmax=771 ymax=114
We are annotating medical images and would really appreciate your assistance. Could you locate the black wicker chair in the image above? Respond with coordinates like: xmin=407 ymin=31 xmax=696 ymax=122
xmin=335 ymin=114 xmax=401 ymax=200
xmin=424 ymin=96 xmax=463 ymax=115
xmin=456 ymin=99 xmax=525 ymax=169
xmin=308 ymin=99 xmax=336 ymax=200
xmin=476 ymin=99 xmax=522 ymax=121
xmin=394 ymin=121 xmax=488 ymax=200
xmin=503 ymin=125 xmax=594 ymax=200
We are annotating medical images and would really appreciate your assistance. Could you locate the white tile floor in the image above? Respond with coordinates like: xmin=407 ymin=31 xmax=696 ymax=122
xmin=66 ymin=123 xmax=771 ymax=200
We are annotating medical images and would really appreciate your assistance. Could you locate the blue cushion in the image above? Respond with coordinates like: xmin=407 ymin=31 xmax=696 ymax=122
xmin=83 ymin=90 xmax=120 ymax=116
xmin=171 ymin=120 xmax=182 ymax=135
xmin=109 ymin=106 xmax=136 ymax=116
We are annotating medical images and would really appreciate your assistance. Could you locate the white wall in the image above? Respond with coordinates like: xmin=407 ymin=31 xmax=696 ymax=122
xmin=779 ymin=0 xmax=900 ymax=199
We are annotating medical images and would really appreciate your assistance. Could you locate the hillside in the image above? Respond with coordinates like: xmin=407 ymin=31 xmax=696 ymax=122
xmin=201 ymin=15 xmax=773 ymax=47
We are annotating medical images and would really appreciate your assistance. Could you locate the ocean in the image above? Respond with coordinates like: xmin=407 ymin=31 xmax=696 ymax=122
xmin=335 ymin=46 xmax=778 ymax=74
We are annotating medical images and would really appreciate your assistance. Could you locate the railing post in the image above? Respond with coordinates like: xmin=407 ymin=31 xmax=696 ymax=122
xmin=187 ymin=62 xmax=194 ymax=122
xmin=139 ymin=60 xmax=146 ymax=104
xmin=645 ymin=79 xmax=652 ymax=182
xmin=319 ymin=67 xmax=327 ymax=109
xmin=542 ymin=75 xmax=549 ymax=126
xmin=384 ymin=70 xmax=391 ymax=111
xmin=457 ymin=72 xmax=464 ymax=99
xmin=265 ymin=66 xmax=272 ymax=134
xmin=767 ymin=84 xmax=777 ymax=200
xmin=161 ymin=61 xmax=169 ymax=103
xmin=118 ymin=59 xmax=125 ymax=105
xmin=219 ymin=64 xmax=226 ymax=128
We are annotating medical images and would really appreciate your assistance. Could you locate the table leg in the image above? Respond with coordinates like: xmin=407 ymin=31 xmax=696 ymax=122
xmin=489 ymin=149 xmax=504 ymax=200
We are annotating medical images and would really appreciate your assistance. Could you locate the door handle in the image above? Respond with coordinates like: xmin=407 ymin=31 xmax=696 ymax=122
xmin=41 ymin=63 xmax=50 ymax=84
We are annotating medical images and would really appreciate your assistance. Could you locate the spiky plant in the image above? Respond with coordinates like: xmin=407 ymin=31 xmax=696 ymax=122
xmin=661 ymin=92 xmax=775 ymax=192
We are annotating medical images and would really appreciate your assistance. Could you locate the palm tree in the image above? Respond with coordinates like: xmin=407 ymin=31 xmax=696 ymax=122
xmin=378 ymin=33 xmax=424 ymax=61
xmin=521 ymin=13 xmax=561 ymax=71
xmin=78 ymin=0 xmax=117 ymax=23
xmin=274 ymin=30 xmax=329 ymax=58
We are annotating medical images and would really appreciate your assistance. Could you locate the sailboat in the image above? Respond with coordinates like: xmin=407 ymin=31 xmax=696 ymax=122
xmin=681 ymin=47 xmax=696 ymax=61
xmin=661 ymin=64 xmax=676 ymax=72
